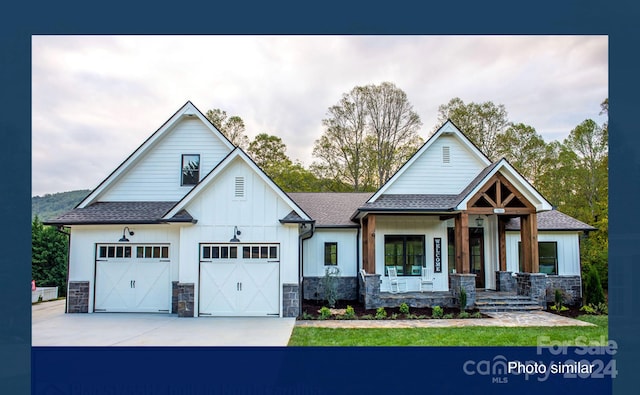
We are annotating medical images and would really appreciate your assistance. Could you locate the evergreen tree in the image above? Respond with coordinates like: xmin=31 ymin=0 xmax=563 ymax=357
xmin=32 ymin=216 xmax=68 ymax=296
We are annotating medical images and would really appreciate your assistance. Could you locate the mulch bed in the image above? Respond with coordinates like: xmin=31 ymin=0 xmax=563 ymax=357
xmin=545 ymin=303 xmax=584 ymax=318
xmin=301 ymin=299 xmax=486 ymax=320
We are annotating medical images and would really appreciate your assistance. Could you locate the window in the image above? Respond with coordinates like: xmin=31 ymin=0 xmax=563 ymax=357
xmin=518 ymin=241 xmax=558 ymax=275
xmin=324 ymin=242 xmax=338 ymax=266
xmin=181 ymin=154 xmax=200 ymax=185
xmin=97 ymin=244 xmax=168 ymax=260
xmin=201 ymin=243 xmax=278 ymax=261
xmin=384 ymin=235 xmax=425 ymax=276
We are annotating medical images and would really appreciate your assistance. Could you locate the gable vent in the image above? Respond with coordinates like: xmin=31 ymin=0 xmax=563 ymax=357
xmin=442 ymin=146 xmax=451 ymax=164
xmin=234 ymin=176 xmax=245 ymax=198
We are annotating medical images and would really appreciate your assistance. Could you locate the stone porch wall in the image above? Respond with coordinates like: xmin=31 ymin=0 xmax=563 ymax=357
xmin=495 ymin=271 xmax=517 ymax=293
xmin=449 ymin=274 xmax=476 ymax=309
xmin=516 ymin=273 xmax=548 ymax=307
xmin=545 ymin=275 xmax=582 ymax=305
xmin=303 ymin=276 xmax=358 ymax=301
xmin=359 ymin=273 xmax=381 ymax=310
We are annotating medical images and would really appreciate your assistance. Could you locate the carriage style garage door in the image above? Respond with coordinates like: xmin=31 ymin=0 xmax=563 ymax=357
xmin=199 ymin=243 xmax=280 ymax=316
xmin=94 ymin=244 xmax=171 ymax=313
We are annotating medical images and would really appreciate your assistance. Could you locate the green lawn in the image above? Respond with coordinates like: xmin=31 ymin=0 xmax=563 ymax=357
xmin=288 ymin=315 xmax=608 ymax=346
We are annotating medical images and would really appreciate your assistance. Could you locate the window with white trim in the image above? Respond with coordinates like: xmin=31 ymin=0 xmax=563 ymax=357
xmin=97 ymin=244 xmax=169 ymax=260
xmin=200 ymin=243 xmax=279 ymax=262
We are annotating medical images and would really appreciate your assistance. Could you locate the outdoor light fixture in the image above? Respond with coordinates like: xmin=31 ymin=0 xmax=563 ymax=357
xmin=119 ymin=227 xmax=134 ymax=242
xmin=229 ymin=226 xmax=241 ymax=242
xmin=475 ymin=216 xmax=484 ymax=227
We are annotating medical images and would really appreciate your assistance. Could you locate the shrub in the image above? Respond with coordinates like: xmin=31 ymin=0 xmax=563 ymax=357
xmin=459 ymin=287 xmax=467 ymax=311
xmin=579 ymin=304 xmax=597 ymax=314
xmin=321 ymin=267 xmax=340 ymax=308
xmin=301 ymin=311 xmax=315 ymax=320
xmin=458 ymin=311 xmax=470 ymax=319
xmin=360 ymin=314 xmax=374 ymax=320
xmin=399 ymin=303 xmax=410 ymax=315
xmin=443 ymin=313 xmax=454 ymax=319
xmin=471 ymin=312 xmax=482 ymax=318
xmin=584 ymin=266 xmax=606 ymax=306
xmin=375 ymin=307 xmax=387 ymax=319
xmin=390 ymin=313 xmax=399 ymax=320
xmin=319 ymin=306 xmax=332 ymax=320
xmin=344 ymin=305 xmax=356 ymax=319
xmin=432 ymin=305 xmax=443 ymax=319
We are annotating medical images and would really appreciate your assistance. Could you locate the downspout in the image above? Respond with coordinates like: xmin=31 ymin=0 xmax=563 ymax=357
xmin=55 ymin=226 xmax=71 ymax=314
xmin=298 ymin=222 xmax=315 ymax=317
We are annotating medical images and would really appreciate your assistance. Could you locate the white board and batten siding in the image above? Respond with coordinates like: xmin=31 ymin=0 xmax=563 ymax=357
xmin=175 ymin=157 xmax=300 ymax=316
xmin=302 ymin=228 xmax=359 ymax=277
xmin=101 ymin=118 xmax=232 ymax=202
xmin=375 ymin=216 xmax=449 ymax=292
xmin=384 ymin=135 xmax=487 ymax=195
xmin=67 ymin=225 xmax=180 ymax=313
xmin=505 ymin=231 xmax=582 ymax=276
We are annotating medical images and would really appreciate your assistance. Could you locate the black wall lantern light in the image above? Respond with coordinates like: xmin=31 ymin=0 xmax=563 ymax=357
xmin=230 ymin=226 xmax=241 ymax=242
xmin=475 ymin=216 xmax=484 ymax=227
xmin=119 ymin=227 xmax=134 ymax=242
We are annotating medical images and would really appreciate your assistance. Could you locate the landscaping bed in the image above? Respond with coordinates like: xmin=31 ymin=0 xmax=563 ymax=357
xmin=301 ymin=299 xmax=487 ymax=320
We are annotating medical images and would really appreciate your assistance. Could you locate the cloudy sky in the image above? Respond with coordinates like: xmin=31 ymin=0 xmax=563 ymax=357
xmin=32 ymin=35 xmax=608 ymax=197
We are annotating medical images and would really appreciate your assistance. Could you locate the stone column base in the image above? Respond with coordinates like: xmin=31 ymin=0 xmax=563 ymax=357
xmin=67 ymin=281 xmax=90 ymax=313
xmin=177 ymin=283 xmax=194 ymax=317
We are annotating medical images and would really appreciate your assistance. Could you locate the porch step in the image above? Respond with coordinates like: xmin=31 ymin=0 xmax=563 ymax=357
xmin=474 ymin=293 xmax=543 ymax=312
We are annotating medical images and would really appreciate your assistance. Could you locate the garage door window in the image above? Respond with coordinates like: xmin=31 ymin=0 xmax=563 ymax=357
xmin=201 ymin=244 xmax=278 ymax=261
xmin=98 ymin=244 xmax=169 ymax=260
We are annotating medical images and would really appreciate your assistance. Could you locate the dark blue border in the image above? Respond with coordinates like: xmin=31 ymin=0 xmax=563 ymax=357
xmin=2 ymin=0 xmax=638 ymax=394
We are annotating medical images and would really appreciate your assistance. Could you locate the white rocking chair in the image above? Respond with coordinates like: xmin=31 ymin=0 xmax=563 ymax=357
xmin=387 ymin=266 xmax=407 ymax=293
xmin=420 ymin=266 xmax=434 ymax=292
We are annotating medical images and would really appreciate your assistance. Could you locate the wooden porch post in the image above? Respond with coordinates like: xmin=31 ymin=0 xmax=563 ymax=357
xmin=454 ymin=212 xmax=469 ymax=273
xmin=520 ymin=213 xmax=539 ymax=273
xmin=498 ymin=218 xmax=507 ymax=271
xmin=364 ymin=214 xmax=376 ymax=273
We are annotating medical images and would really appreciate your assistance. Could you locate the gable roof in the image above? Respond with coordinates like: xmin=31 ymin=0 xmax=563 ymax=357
xmin=504 ymin=210 xmax=596 ymax=231
xmin=76 ymin=101 xmax=235 ymax=208
xmin=454 ymin=158 xmax=553 ymax=212
xmin=368 ymin=120 xmax=492 ymax=203
xmin=44 ymin=201 xmax=193 ymax=225
xmin=288 ymin=192 xmax=372 ymax=227
xmin=163 ymin=148 xmax=312 ymax=222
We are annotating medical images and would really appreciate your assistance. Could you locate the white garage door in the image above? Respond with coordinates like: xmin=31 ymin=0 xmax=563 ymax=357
xmin=199 ymin=244 xmax=280 ymax=317
xmin=94 ymin=244 xmax=171 ymax=313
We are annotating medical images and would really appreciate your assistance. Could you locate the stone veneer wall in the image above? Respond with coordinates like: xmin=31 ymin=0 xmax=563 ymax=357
xmin=495 ymin=271 xmax=517 ymax=293
xmin=177 ymin=283 xmax=194 ymax=317
xmin=282 ymin=284 xmax=300 ymax=317
xmin=67 ymin=281 xmax=89 ymax=313
xmin=360 ymin=273 xmax=381 ymax=310
xmin=171 ymin=281 xmax=179 ymax=314
xmin=449 ymin=274 xmax=476 ymax=309
xmin=516 ymin=273 xmax=547 ymax=307
xmin=303 ymin=277 xmax=358 ymax=301
xmin=545 ymin=275 xmax=582 ymax=305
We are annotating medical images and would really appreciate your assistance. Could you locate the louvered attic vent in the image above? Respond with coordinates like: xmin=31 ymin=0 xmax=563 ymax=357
xmin=442 ymin=146 xmax=451 ymax=164
xmin=235 ymin=176 xmax=245 ymax=198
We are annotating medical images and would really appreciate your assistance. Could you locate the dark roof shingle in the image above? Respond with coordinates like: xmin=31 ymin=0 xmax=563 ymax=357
xmin=360 ymin=194 xmax=459 ymax=211
xmin=44 ymin=201 xmax=191 ymax=225
xmin=288 ymin=192 xmax=372 ymax=226
xmin=504 ymin=210 xmax=596 ymax=231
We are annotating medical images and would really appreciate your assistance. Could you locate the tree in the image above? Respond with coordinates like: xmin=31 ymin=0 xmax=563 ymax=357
xmin=313 ymin=86 xmax=371 ymax=191
xmin=312 ymin=82 xmax=422 ymax=190
xmin=32 ymin=216 xmax=68 ymax=296
xmin=205 ymin=108 xmax=250 ymax=149
xmin=435 ymin=97 xmax=509 ymax=160
xmin=495 ymin=123 xmax=551 ymax=185
xmin=247 ymin=133 xmax=290 ymax=172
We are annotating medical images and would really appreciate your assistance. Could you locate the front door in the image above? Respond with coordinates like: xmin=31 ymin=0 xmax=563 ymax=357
xmin=469 ymin=228 xmax=485 ymax=288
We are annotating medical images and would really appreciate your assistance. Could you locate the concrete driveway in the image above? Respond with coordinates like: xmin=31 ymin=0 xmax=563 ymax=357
xmin=32 ymin=299 xmax=296 ymax=347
